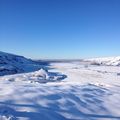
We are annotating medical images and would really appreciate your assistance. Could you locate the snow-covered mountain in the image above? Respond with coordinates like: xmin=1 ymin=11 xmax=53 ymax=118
xmin=0 ymin=51 xmax=41 ymax=76
xmin=0 ymin=51 xmax=120 ymax=76
xmin=85 ymin=56 xmax=120 ymax=66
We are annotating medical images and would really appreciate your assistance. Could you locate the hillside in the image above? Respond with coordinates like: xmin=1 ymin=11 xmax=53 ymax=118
xmin=85 ymin=56 xmax=120 ymax=66
xmin=0 ymin=51 xmax=41 ymax=76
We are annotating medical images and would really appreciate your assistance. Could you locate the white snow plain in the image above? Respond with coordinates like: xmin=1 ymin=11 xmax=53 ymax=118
xmin=0 ymin=60 xmax=120 ymax=120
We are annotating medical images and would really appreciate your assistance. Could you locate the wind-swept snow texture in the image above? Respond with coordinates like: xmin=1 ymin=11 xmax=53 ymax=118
xmin=0 ymin=52 xmax=120 ymax=120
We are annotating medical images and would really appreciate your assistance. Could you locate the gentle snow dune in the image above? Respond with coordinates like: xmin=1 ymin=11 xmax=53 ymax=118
xmin=0 ymin=61 xmax=120 ymax=120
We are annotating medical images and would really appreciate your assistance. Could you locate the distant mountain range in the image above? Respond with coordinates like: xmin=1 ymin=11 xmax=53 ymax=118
xmin=0 ymin=51 xmax=120 ymax=76
xmin=85 ymin=56 xmax=120 ymax=66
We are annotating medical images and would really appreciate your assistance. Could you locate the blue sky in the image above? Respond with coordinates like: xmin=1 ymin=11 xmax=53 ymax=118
xmin=0 ymin=0 xmax=120 ymax=59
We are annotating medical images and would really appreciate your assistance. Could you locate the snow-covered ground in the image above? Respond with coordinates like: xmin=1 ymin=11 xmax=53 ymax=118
xmin=0 ymin=59 xmax=120 ymax=120
xmin=85 ymin=56 xmax=120 ymax=66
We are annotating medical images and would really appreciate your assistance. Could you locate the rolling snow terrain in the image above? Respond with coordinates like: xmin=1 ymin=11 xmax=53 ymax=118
xmin=0 ymin=52 xmax=120 ymax=120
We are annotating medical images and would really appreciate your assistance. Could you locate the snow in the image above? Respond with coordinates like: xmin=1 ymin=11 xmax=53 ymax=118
xmin=0 ymin=51 xmax=45 ymax=76
xmin=86 ymin=56 xmax=120 ymax=66
xmin=0 ymin=53 xmax=120 ymax=120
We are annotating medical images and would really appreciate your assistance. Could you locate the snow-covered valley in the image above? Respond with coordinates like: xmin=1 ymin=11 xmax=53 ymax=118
xmin=0 ymin=52 xmax=120 ymax=120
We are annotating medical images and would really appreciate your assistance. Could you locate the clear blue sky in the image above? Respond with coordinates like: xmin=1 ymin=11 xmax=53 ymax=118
xmin=0 ymin=0 xmax=120 ymax=59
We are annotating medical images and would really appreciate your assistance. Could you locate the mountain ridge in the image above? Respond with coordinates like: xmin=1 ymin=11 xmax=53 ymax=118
xmin=0 ymin=51 xmax=41 ymax=76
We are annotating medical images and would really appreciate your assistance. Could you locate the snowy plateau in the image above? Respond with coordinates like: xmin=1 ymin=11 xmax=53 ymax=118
xmin=0 ymin=51 xmax=120 ymax=120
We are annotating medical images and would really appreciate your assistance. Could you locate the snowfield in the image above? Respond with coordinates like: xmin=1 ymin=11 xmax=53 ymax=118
xmin=0 ymin=53 xmax=120 ymax=120
xmin=85 ymin=56 xmax=120 ymax=66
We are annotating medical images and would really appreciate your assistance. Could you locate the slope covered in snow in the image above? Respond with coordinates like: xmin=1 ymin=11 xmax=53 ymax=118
xmin=85 ymin=56 xmax=120 ymax=66
xmin=0 ymin=52 xmax=120 ymax=120
xmin=0 ymin=61 xmax=120 ymax=120
xmin=0 ymin=51 xmax=43 ymax=76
